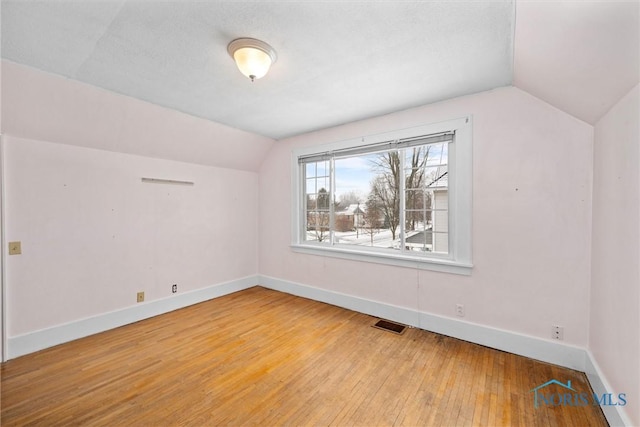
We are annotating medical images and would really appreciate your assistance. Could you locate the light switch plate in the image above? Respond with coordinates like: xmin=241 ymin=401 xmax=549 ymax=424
xmin=9 ymin=241 xmax=22 ymax=255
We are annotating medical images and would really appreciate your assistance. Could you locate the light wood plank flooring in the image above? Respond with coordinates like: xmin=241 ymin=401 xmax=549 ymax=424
xmin=1 ymin=287 xmax=607 ymax=426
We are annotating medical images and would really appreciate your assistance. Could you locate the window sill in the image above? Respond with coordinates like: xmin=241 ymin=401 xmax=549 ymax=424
xmin=290 ymin=244 xmax=472 ymax=275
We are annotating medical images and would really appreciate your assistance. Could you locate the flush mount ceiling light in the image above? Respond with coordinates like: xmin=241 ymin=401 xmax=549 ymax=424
xmin=227 ymin=38 xmax=277 ymax=82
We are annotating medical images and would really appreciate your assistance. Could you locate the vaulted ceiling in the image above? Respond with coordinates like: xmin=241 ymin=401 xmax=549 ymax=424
xmin=1 ymin=1 xmax=638 ymax=139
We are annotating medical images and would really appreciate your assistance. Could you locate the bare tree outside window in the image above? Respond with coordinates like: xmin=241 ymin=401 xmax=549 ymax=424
xmin=370 ymin=153 xmax=400 ymax=240
xmin=307 ymin=187 xmax=330 ymax=242
xmin=363 ymin=192 xmax=383 ymax=246
xmin=368 ymin=147 xmax=430 ymax=240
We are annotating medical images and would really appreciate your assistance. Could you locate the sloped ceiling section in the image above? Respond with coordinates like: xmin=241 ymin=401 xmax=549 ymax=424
xmin=514 ymin=1 xmax=639 ymax=125
xmin=1 ymin=61 xmax=275 ymax=171
xmin=1 ymin=0 xmax=515 ymax=139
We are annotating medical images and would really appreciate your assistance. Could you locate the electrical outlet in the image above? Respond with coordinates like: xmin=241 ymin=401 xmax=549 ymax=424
xmin=456 ymin=304 xmax=465 ymax=317
xmin=552 ymin=325 xmax=564 ymax=340
xmin=137 ymin=292 xmax=144 ymax=303
xmin=172 ymin=284 xmax=177 ymax=294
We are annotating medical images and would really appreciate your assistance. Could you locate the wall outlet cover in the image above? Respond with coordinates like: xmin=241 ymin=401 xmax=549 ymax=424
xmin=8 ymin=241 xmax=22 ymax=255
xmin=552 ymin=325 xmax=564 ymax=340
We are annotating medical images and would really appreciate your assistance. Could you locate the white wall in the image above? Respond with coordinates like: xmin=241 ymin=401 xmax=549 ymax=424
xmin=590 ymin=84 xmax=639 ymax=426
xmin=0 ymin=62 xmax=270 ymax=354
xmin=0 ymin=56 xmax=6 ymax=361
xmin=1 ymin=54 xmax=5 ymax=360
xmin=259 ymin=86 xmax=594 ymax=347
xmin=4 ymin=137 xmax=259 ymax=337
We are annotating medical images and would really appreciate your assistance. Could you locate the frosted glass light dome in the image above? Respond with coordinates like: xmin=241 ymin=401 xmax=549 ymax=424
xmin=227 ymin=38 xmax=277 ymax=82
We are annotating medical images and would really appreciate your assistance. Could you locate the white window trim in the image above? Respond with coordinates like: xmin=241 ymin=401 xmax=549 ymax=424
xmin=291 ymin=116 xmax=473 ymax=275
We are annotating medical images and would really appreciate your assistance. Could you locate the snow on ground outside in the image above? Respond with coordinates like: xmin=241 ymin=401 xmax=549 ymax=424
xmin=306 ymin=229 xmax=412 ymax=249
xmin=306 ymin=228 xmax=433 ymax=252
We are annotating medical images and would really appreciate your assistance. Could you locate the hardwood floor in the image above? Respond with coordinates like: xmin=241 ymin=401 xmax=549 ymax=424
xmin=1 ymin=287 xmax=607 ymax=426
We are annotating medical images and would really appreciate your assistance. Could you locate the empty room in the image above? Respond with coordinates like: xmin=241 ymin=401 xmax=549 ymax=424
xmin=0 ymin=0 xmax=638 ymax=426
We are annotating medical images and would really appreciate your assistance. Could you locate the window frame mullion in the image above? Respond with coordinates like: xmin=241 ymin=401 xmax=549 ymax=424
xmin=329 ymin=156 xmax=336 ymax=246
xmin=399 ymin=147 xmax=406 ymax=253
xmin=302 ymin=165 xmax=308 ymax=242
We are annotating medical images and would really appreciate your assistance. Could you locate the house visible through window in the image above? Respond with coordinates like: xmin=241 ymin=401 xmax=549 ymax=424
xmin=292 ymin=117 xmax=472 ymax=274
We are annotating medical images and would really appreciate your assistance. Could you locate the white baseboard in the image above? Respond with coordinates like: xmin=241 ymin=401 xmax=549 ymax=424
xmin=585 ymin=350 xmax=633 ymax=426
xmin=7 ymin=275 xmax=258 ymax=359
xmin=258 ymin=274 xmax=586 ymax=370
xmin=259 ymin=274 xmax=635 ymax=426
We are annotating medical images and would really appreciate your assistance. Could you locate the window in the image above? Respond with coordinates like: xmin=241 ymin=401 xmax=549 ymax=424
xmin=291 ymin=117 xmax=472 ymax=275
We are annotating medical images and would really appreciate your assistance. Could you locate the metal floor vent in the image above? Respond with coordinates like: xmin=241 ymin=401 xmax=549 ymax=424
xmin=372 ymin=319 xmax=406 ymax=335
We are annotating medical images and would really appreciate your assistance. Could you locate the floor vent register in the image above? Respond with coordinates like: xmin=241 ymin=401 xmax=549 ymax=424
xmin=372 ymin=319 xmax=407 ymax=335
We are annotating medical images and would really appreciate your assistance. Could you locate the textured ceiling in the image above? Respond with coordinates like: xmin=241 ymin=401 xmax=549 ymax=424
xmin=2 ymin=1 xmax=638 ymax=140
xmin=1 ymin=0 xmax=515 ymax=139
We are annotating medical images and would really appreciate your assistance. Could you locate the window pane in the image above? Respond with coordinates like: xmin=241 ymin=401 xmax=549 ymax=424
xmin=426 ymin=142 xmax=448 ymax=166
xmin=424 ymin=165 xmax=448 ymax=189
xmin=412 ymin=231 xmax=433 ymax=252
xmin=404 ymin=146 xmax=429 ymax=191
xmin=316 ymin=161 xmax=328 ymax=177
xmin=304 ymin=160 xmax=331 ymax=245
xmin=305 ymin=197 xmax=330 ymax=243
xmin=305 ymin=162 xmax=316 ymax=177
xmin=405 ymin=209 xmax=425 ymax=236
xmin=316 ymin=188 xmax=330 ymax=209
xmin=305 ymin=212 xmax=330 ymax=242
xmin=404 ymin=144 xmax=448 ymax=254
xmin=405 ymin=189 xmax=425 ymax=211
xmin=317 ymin=177 xmax=329 ymax=194
xmin=306 ymin=194 xmax=317 ymax=210
xmin=429 ymin=184 xmax=449 ymax=253
xmin=433 ymin=232 xmax=449 ymax=253
xmin=306 ymin=178 xmax=316 ymax=195
xmin=333 ymin=152 xmax=400 ymax=250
